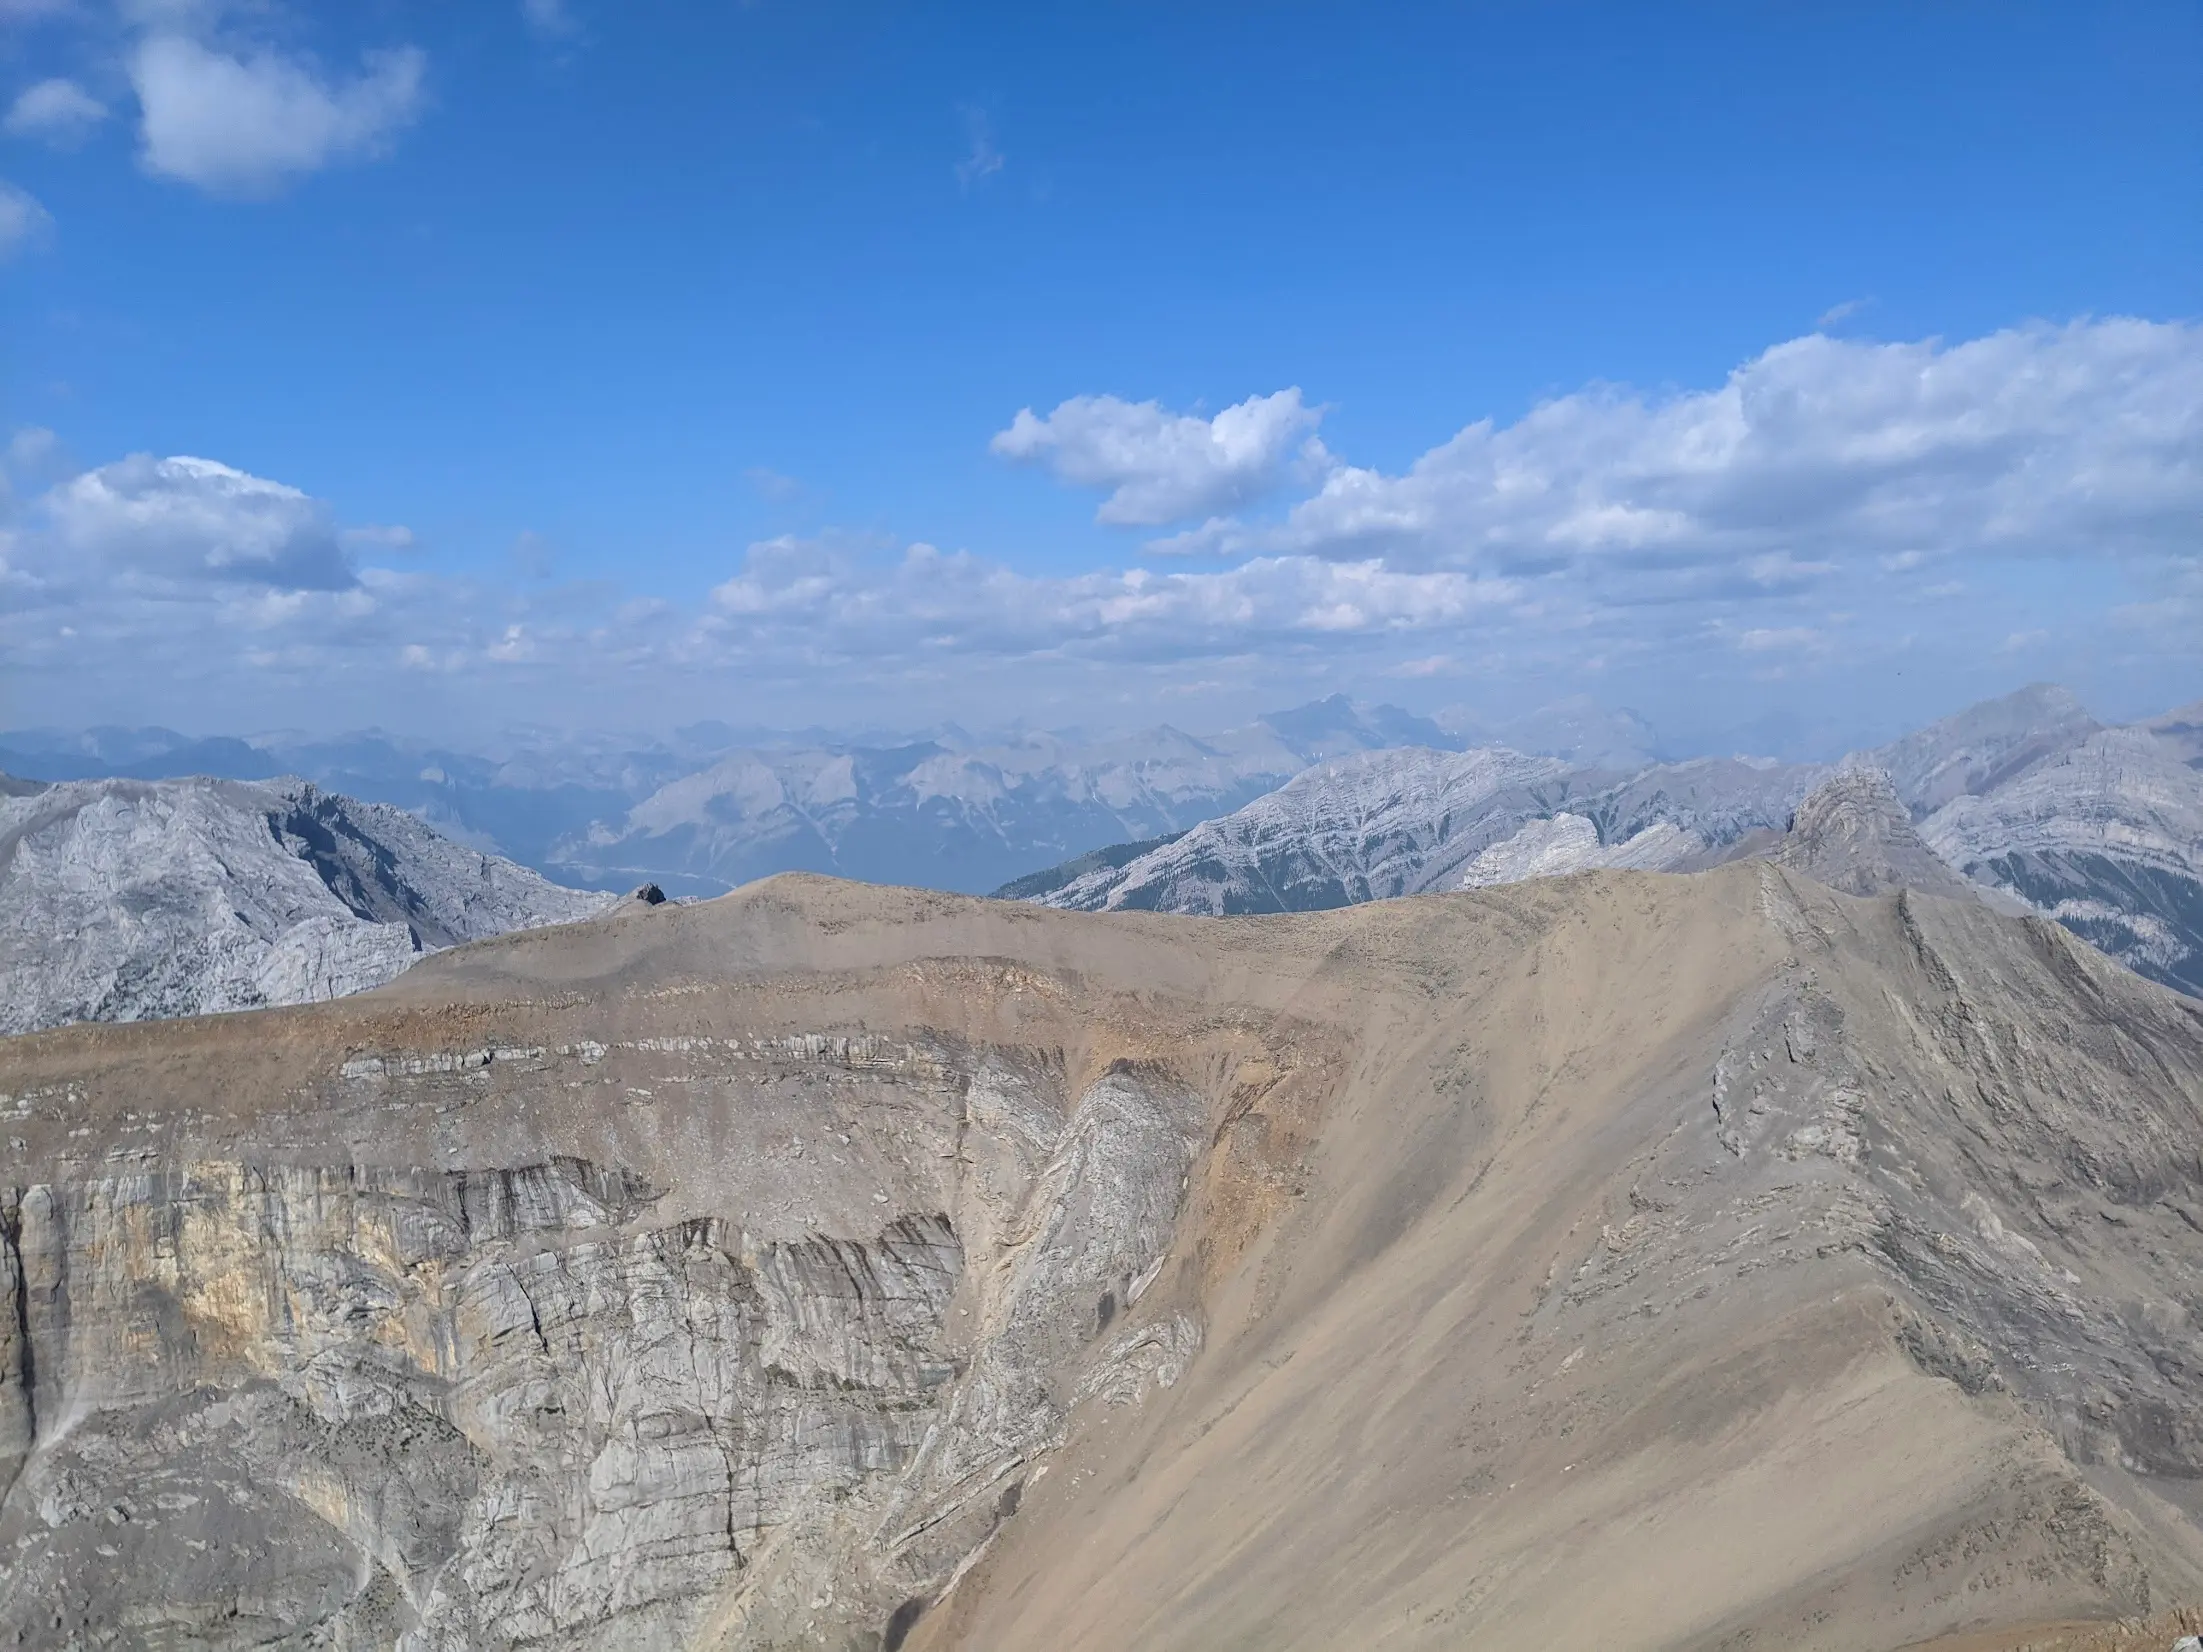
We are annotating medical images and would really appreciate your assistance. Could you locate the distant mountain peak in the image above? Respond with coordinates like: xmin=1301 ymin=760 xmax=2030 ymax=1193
xmin=1254 ymin=695 xmax=1458 ymax=759
xmin=1866 ymin=682 xmax=2102 ymax=817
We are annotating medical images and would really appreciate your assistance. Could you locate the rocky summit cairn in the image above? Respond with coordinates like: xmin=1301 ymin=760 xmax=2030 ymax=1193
xmin=1773 ymin=766 xmax=1979 ymax=900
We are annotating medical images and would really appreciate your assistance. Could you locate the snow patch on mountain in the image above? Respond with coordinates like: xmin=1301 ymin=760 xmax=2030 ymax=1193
xmin=1458 ymin=814 xmax=1700 ymax=887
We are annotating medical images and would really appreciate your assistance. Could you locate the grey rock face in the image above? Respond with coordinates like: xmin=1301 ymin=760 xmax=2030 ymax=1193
xmin=1030 ymin=747 xmax=1816 ymax=914
xmin=1868 ymin=683 xmax=2103 ymax=815
xmin=1455 ymin=813 xmax=1700 ymax=887
xmin=1030 ymin=747 xmax=1576 ymax=913
xmin=0 ymin=777 xmax=614 ymax=1034
xmin=0 ymin=1026 xmax=1204 ymax=1651
xmin=1022 ymin=688 xmax=2203 ymax=999
xmin=1893 ymin=715 xmax=2203 ymax=996
xmin=1772 ymin=768 xmax=1979 ymax=899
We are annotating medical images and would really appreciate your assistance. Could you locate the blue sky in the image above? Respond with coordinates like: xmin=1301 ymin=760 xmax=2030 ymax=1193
xmin=2 ymin=1 xmax=2199 ymax=754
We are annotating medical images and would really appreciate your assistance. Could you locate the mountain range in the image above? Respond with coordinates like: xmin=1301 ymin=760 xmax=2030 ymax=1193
xmin=543 ymin=697 xmax=1462 ymax=897
xmin=0 ymin=696 xmax=1465 ymax=897
xmin=1019 ymin=686 xmax=2203 ymax=999
xmin=5 ymin=684 xmax=2199 ymax=1034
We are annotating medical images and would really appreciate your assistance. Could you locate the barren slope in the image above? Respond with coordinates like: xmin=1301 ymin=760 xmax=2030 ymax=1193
xmin=1 ymin=867 xmax=2200 ymax=1650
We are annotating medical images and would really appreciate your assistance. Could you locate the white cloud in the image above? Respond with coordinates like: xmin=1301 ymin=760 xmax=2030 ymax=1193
xmin=1737 ymin=626 xmax=1819 ymax=653
xmin=1388 ymin=653 xmax=1459 ymax=678
xmin=700 ymin=534 xmax=1515 ymax=666
xmin=521 ymin=0 xmax=579 ymax=41
xmin=0 ymin=180 xmax=54 ymax=259
xmin=1154 ymin=321 xmax=2200 ymax=604
xmin=6 ymin=78 xmax=109 ymax=145
xmin=743 ymin=465 xmax=804 ymax=502
xmin=12 ymin=319 xmax=2201 ymax=735
xmin=955 ymin=105 xmax=1003 ymax=189
xmin=340 ymin=523 xmax=417 ymax=554
xmin=38 ymin=454 xmax=357 ymax=589
xmin=131 ymin=33 xmax=425 ymax=195
xmin=5 ymin=426 xmax=64 ymax=478
xmin=992 ymin=388 xmax=1324 ymax=526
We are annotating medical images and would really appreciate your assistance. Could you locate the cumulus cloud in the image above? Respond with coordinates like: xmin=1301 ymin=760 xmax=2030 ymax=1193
xmin=6 ymin=78 xmax=109 ymax=146
xmin=11 ymin=319 xmax=2200 ymax=735
xmin=992 ymin=388 xmax=1324 ymax=526
xmin=1199 ymin=320 xmax=2200 ymax=587
xmin=38 ymin=454 xmax=358 ymax=589
xmin=4 ymin=454 xmax=1523 ymax=731
xmin=131 ymin=32 xmax=425 ymax=195
xmin=0 ymin=180 xmax=53 ymax=259
xmin=702 ymin=535 xmax=1514 ymax=660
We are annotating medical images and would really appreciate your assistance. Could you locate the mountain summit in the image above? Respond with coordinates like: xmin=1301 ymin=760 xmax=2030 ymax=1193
xmin=1773 ymin=768 xmax=1982 ymax=899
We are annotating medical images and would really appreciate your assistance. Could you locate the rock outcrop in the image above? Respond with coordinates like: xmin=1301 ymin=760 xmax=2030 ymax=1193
xmin=2 ymin=871 xmax=2202 ymax=1648
xmin=1772 ymin=767 xmax=1979 ymax=898
xmin=1918 ymin=724 xmax=2203 ymax=996
xmin=0 ymin=777 xmax=615 ymax=1035
xmin=1457 ymin=812 xmax=1700 ymax=887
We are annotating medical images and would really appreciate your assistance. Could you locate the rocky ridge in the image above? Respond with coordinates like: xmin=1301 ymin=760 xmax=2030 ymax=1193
xmin=1 ymin=871 xmax=2201 ymax=1648
xmin=1019 ymin=687 xmax=2203 ymax=997
xmin=0 ymin=776 xmax=614 ymax=1035
xmin=1772 ymin=767 xmax=1986 ymax=900
xmin=1027 ymin=746 xmax=1818 ymax=914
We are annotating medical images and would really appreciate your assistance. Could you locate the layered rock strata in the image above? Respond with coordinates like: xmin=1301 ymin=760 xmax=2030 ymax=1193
xmin=0 ymin=777 xmax=614 ymax=1035
xmin=0 ymin=870 xmax=2200 ymax=1649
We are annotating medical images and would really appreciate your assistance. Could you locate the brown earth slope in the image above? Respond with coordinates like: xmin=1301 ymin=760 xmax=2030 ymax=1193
xmin=1 ymin=865 xmax=2200 ymax=1650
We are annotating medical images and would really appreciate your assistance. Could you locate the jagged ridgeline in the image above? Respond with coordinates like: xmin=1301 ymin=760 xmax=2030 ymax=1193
xmin=3 ymin=870 xmax=2202 ymax=1650
xmin=7 ymin=687 xmax=2198 ymax=1039
xmin=1015 ymin=687 xmax=2203 ymax=1000
xmin=0 ymin=777 xmax=616 ymax=1035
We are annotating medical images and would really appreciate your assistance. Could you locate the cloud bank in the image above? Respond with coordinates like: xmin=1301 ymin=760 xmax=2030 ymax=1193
xmin=1146 ymin=321 xmax=2200 ymax=584
xmin=6 ymin=319 xmax=2197 ymax=738
xmin=41 ymin=454 xmax=359 ymax=590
